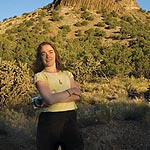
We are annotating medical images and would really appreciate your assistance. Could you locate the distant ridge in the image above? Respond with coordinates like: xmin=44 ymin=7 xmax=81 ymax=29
xmin=53 ymin=0 xmax=139 ymax=13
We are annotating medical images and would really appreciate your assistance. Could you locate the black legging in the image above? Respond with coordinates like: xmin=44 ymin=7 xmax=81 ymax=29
xmin=36 ymin=110 xmax=84 ymax=150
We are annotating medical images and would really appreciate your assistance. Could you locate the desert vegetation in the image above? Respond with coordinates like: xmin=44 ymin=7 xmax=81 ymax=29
xmin=0 ymin=2 xmax=150 ymax=150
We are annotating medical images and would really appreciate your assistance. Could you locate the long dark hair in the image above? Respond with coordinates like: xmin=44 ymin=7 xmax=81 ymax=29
xmin=33 ymin=42 xmax=64 ymax=73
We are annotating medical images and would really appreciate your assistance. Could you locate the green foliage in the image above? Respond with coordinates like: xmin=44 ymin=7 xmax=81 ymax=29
xmin=99 ymin=43 xmax=132 ymax=77
xmin=59 ymin=25 xmax=71 ymax=32
xmin=85 ymin=28 xmax=95 ymax=36
xmin=24 ymin=18 xmax=34 ymax=27
xmin=81 ymin=11 xmax=94 ymax=21
xmin=3 ymin=18 xmax=8 ymax=22
xmin=104 ymin=16 xmax=118 ymax=29
xmin=121 ymin=15 xmax=133 ymax=23
xmin=22 ymin=12 xmax=29 ymax=16
xmin=84 ymin=28 xmax=106 ymax=37
xmin=111 ymin=100 xmax=149 ymax=121
xmin=74 ymin=21 xmax=88 ymax=26
xmin=94 ymin=22 xmax=105 ymax=27
xmin=51 ymin=10 xmax=63 ymax=21
xmin=94 ymin=28 xmax=106 ymax=37
xmin=55 ymin=4 xmax=61 ymax=11
xmin=59 ymin=37 xmax=102 ymax=83
xmin=0 ymin=60 xmax=36 ymax=107
xmin=131 ymin=47 xmax=150 ymax=78
xmin=75 ymin=30 xmax=83 ymax=36
xmin=59 ymin=25 xmax=71 ymax=36
xmin=81 ymin=6 xmax=87 ymax=11
xmin=1 ymin=7 xmax=150 ymax=80
xmin=0 ymin=36 xmax=15 ymax=60
xmin=40 ymin=11 xmax=47 ymax=17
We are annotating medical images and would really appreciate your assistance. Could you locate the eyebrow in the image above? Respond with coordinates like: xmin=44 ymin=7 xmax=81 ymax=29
xmin=41 ymin=49 xmax=54 ymax=53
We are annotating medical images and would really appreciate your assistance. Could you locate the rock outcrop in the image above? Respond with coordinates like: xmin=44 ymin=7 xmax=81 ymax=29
xmin=53 ymin=0 xmax=139 ymax=13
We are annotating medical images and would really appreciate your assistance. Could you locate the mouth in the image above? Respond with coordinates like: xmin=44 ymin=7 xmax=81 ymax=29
xmin=46 ymin=59 xmax=52 ymax=62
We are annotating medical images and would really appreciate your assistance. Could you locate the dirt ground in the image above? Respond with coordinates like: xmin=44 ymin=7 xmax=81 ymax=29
xmin=82 ymin=120 xmax=150 ymax=150
xmin=0 ymin=120 xmax=150 ymax=150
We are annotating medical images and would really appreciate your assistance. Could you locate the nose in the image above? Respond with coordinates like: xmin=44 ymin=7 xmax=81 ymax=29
xmin=46 ymin=53 xmax=51 ymax=58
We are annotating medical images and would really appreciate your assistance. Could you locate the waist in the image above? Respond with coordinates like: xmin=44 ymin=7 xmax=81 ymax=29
xmin=41 ymin=101 xmax=77 ymax=112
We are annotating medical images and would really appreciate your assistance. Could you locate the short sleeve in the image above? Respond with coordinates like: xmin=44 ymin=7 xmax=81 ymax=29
xmin=65 ymin=71 xmax=74 ymax=79
xmin=34 ymin=72 xmax=47 ymax=84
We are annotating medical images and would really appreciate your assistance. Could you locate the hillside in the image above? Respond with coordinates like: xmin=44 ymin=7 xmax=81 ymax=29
xmin=0 ymin=0 xmax=150 ymax=80
xmin=0 ymin=0 xmax=148 ymax=36
xmin=0 ymin=1 xmax=150 ymax=150
xmin=0 ymin=0 xmax=149 ymax=39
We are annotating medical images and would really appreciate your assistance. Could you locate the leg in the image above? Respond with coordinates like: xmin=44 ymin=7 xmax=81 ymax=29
xmin=60 ymin=111 xmax=84 ymax=150
xmin=36 ymin=112 xmax=60 ymax=150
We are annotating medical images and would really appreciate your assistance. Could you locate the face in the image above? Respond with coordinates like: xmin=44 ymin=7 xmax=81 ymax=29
xmin=40 ymin=44 xmax=56 ymax=67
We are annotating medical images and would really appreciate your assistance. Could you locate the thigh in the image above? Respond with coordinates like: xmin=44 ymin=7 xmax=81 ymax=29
xmin=36 ymin=112 xmax=61 ymax=150
xmin=61 ymin=111 xmax=84 ymax=150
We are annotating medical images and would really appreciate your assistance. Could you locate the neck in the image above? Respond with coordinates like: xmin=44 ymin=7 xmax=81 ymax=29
xmin=44 ymin=67 xmax=57 ymax=73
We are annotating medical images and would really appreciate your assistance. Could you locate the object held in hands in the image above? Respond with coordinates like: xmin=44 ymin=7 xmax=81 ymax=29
xmin=32 ymin=96 xmax=43 ymax=109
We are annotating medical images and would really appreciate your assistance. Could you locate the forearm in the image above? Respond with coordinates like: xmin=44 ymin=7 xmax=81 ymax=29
xmin=41 ymin=90 xmax=70 ymax=105
xmin=42 ymin=88 xmax=81 ymax=105
xmin=36 ymin=80 xmax=81 ymax=105
xmin=61 ymin=94 xmax=81 ymax=103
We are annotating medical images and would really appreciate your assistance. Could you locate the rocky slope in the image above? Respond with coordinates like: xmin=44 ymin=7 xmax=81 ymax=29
xmin=53 ymin=0 xmax=139 ymax=13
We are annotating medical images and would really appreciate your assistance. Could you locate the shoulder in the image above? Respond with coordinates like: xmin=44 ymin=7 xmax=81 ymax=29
xmin=34 ymin=71 xmax=48 ymax=83
xmin=63 ymin=70 xmax=73 ymax=78
xmin=62 ymin=70 xmax=74 ymax=78
xmin=34 ymin=71 xmax=45 ymax=78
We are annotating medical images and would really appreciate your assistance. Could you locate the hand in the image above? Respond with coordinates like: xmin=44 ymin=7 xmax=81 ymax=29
xmin=41 ymin=101 xmax=49 ymax=107
xmin=69 ymin=87 xmax=82 ymax=97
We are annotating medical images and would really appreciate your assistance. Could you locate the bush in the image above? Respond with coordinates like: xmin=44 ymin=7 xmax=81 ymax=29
xmin=51 ymin=11 xmax=63 ymax=21
xmin=75 ymin=30 xmax=83 ymax=36
xmin=94 ymin=28 xmax=106 ymax=37
xmin=111 ymin=100 xmax=149 ymax=121
xmin=74 ymin=21 xmax=88 ymax=27
xmin=94 ymin=22 xmax=105 ymax=27
xmin=0 ymin=60 xmax=37 ymax=107
xmin=59 ymin=25 xmax=71 ymax=34
xmin=81 ymin=11 xmax=94 ymax=21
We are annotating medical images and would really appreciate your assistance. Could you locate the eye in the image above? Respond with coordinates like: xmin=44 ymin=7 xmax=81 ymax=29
xmin=49 ymin=50 xmax=54 ymax=54
xmin=41 ymin=53 xmax=46 ymax=57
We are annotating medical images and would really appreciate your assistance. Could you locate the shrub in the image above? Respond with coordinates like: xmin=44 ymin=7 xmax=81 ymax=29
xmin=74 ymin=21 xmax=88 ymax=27
xmin=59 ymin=25 xmax=71 ymax=33
xmin=75 ymin=30 xmax=83 ymax=36
xmin=94 ymin=22 xmax=105 ymax=27
xmin=112 ymin=100 xmax=149 ymax=121
xmin=0 ymin=60 xmax=37 ymax=107
xmin=81 ymin=11 xmax=94 ymax=21
xmin=51 ymin=11 xmax=63 ymax=21
xmin=94 ymin=28 xmax=106 ymax=37
xmin=85 ymin=28 xmax=95 ymax=36
xmin=81 ymin=6 xmax=87 ymax=11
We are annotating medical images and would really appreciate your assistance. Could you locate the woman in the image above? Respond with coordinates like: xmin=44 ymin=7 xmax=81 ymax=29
xmin=33 ymin=42 xmax=84 ymax=150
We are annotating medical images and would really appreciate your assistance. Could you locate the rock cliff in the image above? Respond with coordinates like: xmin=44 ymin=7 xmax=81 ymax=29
xmin=53 ymin=0 xmax=139 ymax=13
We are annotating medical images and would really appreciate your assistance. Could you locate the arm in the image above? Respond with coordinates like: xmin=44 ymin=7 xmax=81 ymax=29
xmin=35 ymin=77 xmax=81 ymax=105
xmin=62 ymin=77 xmax=82 ymax=102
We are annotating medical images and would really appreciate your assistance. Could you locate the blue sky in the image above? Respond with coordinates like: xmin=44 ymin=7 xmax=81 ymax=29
xmin=0 ymin=0 xmax=149 ymax=21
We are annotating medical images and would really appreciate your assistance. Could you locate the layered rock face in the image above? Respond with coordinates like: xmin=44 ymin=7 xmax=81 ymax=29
xmin=53 ymin=0 xmax=139 ymax=12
